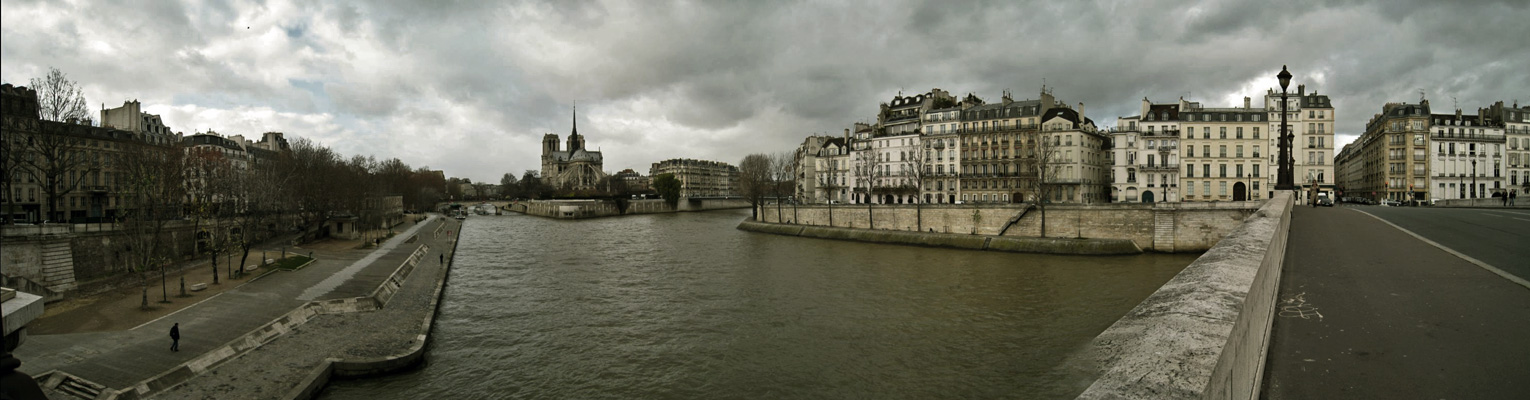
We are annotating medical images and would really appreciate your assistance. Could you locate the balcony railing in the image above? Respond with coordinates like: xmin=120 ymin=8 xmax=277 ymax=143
xmin=1430 ymin=132 xmax=1506 ymax=141
xmin=1138 ymin=164 xmax=1180 ymax=171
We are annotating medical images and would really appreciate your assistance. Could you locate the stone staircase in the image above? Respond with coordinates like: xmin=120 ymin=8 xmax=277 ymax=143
xmin=1153 ymin=209 xmax=1176 ymax=253
xmin=40 ymin=371 xmax=106 ymax=400
xmin=996 ymin=205 xmax=1033 ymax=236
xmin=39 ymin=239 xmax=78 ymax=293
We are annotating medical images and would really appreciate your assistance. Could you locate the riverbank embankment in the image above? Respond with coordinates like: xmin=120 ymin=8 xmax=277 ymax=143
xmin=1077 ymin=192 xmax=1292 ymax=399
xmin=752 ymin=201 xmax=1260 ymax=252
xmin=737 ymin=220 xmax=1142 ymax=255
xmin=108 ymin=217 xmax=462 ymax=399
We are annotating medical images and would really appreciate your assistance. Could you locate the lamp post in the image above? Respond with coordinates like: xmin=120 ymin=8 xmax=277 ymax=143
xmin=1276 ymin=65 xmax=1295 ymax=191
xmin=1472 ymin=157 xmax=1477 ymax=199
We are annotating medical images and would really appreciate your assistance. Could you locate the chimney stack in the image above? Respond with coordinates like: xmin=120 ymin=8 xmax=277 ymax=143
xmin=1078 ymin=102 xmax=1085 ymax=123
xmin=1299 ymin=84 xmax=1305 ymax=96
xmin=1244 ymin=97 xmax=1251 ymax=109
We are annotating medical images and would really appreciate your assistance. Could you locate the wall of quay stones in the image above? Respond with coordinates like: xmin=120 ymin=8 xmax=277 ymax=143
xmin=754 ymin=201 xmax=1260 ymax=253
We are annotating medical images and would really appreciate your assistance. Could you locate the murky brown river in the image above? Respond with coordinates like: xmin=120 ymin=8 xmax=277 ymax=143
xmin=322 ymin=209 xmax=1194 ymax=399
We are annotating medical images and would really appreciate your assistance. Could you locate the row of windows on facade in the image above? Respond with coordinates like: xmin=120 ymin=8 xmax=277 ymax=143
xmin=1139 ymin=108 xmax=1320 ymax=123
xmin=1130 ymin=123 xmax=1327 ymax=141
xmin=1 ymin=189 xmax=132 ymax=209
xmin=1181 ymin=181 xmax=1262 ymax=198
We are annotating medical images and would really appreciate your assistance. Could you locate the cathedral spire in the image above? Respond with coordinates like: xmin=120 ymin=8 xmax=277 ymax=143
xmin=571 ymin=102 xmax=578 ymax=137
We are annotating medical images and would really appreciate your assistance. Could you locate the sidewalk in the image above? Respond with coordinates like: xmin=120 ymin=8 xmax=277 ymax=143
xmin=1262 ymin=207 xmax=1530 ymax=399
xmin=14 ymin=215 xmax=452 ymax=395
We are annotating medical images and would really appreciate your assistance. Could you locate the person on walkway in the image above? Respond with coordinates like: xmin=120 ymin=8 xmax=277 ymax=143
xmin=169 ymin=323 xmax=180 ymax=352
xmin=1512 ymin=190 xmax=1518 ymax=206
xmin=439 ymin=253 xmax=444 ymax=265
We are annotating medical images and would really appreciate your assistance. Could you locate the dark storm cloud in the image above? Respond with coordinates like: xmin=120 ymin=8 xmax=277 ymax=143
xmin=4 ymin=0 xmax=1527 ymax=182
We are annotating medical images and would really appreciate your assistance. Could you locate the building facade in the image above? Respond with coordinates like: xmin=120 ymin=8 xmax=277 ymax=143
xmin=649 ymin=158 xmax=738 ymax=198
xmin=956 ymin=91 xmax=1057 ymax=204
xmin=1266 ymin=85 xmax=1335 ymax=203
xmin=1486 ymin=101 xmax=1529 ymax=194
xmin=3 ymin=84 xmax=190 ymax=223
xmin=1038 ymin=105 xmax=1109 ymax=203
xmin=1112 ymin=98 xmax=1184 ymax=203
xmin=1429 ymin=110 xmax=1505 ymax=200
xmin=1181 ymin=97 xmax=1267 ymax=202
xmin=1350 ymin=101 xmax=1432 ymax=203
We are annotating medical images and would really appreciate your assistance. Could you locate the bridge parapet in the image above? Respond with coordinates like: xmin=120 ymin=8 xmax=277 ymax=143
xmin=1079 ymin=192 xmax=1292 ymax=399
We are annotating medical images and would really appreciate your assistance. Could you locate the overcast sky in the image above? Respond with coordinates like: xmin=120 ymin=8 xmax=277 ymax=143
xmin=4 ymin=0 xmax=1527 ymax=183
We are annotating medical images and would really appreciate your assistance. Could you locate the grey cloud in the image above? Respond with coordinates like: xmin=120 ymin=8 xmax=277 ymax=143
xmin=6 ymin=0 xmax=1528 ymax=182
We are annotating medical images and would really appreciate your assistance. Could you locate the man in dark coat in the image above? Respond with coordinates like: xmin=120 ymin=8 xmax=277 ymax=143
xmin=170 ymin=323 xmax=180 ymax=352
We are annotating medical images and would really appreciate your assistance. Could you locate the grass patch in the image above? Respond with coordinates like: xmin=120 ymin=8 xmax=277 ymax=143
xmin=271 ymin=255 xmax=315 ymax=271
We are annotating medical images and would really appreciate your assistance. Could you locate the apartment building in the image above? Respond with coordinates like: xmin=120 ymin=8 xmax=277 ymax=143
xmin=1111 ymin=98 xmax=1184 ymax=203
xmin=957 ymin=90 xmax=1057 ymax=203
xmin=649 ymin=158 xmax=739 ymax=198
xmin=1485 ymin=101 xmax=1530 ymax=193
xmin=1264 ymin=85 xmax=1335 ymax=203
xmin=1429 ymin=110 xmax=1505 ymax=199
xmin=921 ymin=103 xmax=962 ymax=204
xmin=1038 ymin=105 xmax=1108 ymax=202
xmin=1352 ymin=101 xmax=1433 ymax=203
xmin=2 ymin=84 xmax=185 ymax=223
xmin=1181 ymin=97 xmax=1268 ymax=202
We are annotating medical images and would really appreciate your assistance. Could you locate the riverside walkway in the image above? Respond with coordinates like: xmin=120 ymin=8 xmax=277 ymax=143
xmin=16 ymin=215 xmax=461 ymax=399
xmin=1263 ymin=206 xmax=1530 ymax=399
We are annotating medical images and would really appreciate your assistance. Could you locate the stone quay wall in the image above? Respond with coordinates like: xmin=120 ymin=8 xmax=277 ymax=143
xmin=738 ymin=221 xmax=1143 ymax=255
xmin=1078 ymin=192 xmax=1293 ymax=400
xmin=755 ymin=201 xmax=1260 ymax=253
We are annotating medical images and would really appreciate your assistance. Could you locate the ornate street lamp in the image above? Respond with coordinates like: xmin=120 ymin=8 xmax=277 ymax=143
xmin=1276 ymin=65 xmax=1295 ymax=191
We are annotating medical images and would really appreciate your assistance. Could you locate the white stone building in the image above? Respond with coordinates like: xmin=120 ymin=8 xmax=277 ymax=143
xmin=1111 ymin=98 xmax=1185 ymax=203
xmin=1429 ymin=111 xmax=1505 ymax=200
xmin=1487 ymin=101 xmax=1530 ymax=195
xmin=1264 ymin=85 xmax=1335 ymax=203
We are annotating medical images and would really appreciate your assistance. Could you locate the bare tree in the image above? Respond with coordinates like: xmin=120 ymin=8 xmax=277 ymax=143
xmin=854 ymin=144 xmax=883 ymax=229
xmin=117 ymin=141 xmax=186 ymax=306
xmin=1021 ymin=131 xmax=1063 ymax=237
xmin=230 ymin=156 xmax=289 ymax=278
xmin=908 ymin=140 xmax=931 ymax=231
xmin=185 ymin=147 xmax=237 ymax=284
xmin=816 ymin=151 xmax=842 ymax=227
xmin=21 ymin=124 xmax=100 ymax=222
xmin=282 ymin=138 xmax=344 ymax=241
xmin=31 ymin=67 xmax=91 ymax=124
xmin=0 ymin=130 xmax=25 ymax=224
xmin=738 ymin=153 xmax=773 ymax=221
xmin=771 ymin=151 xmax=795 ymax=223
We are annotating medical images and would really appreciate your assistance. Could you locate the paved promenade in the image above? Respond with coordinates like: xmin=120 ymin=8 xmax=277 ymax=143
xmin=15 ymin=215 xmax=459 ymax=399
xmin=1263 ymin=206 xmax=1530 ymax=399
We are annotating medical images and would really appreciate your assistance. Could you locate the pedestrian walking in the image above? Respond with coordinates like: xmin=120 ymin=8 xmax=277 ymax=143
xmin=1512 ymin=190 xmax=1518 ymax=206
xmin=1504 ymin=191 xmax=1510 ymax=206
xmin=169 ymin=323 xmax=180 ymax=352
xmin=439 ymin=253 xmax=444 ymax=265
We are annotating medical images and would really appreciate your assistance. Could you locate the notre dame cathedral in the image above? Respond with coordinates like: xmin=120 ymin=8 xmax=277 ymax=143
xmin=540 ymin=107 xmax=605 ymax=191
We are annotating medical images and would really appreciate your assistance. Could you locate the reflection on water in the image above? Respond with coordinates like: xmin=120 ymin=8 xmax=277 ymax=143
xmin=322 ymin=209 xmax=1194 ymax=399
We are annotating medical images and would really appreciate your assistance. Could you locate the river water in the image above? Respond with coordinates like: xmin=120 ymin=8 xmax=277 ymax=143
xmin=322 ymin=209 xmax=1195 ymax=399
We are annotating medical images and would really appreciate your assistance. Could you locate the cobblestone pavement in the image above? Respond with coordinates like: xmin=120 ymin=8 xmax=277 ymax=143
xmin=154 ymin=218 xmax=459 ymax=399
xmin=14 ymin=215 xmax=455 ymax=399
